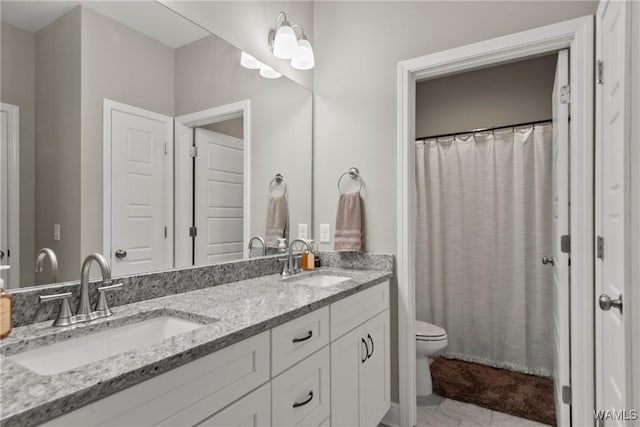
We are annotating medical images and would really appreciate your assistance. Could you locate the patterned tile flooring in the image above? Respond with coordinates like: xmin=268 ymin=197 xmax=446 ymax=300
xmin=417 ymin=396 xmax=551 ymax=427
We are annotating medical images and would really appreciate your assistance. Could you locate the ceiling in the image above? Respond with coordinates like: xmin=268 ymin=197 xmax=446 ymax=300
xmin=0 ymin=1 xmax=209 ymax=49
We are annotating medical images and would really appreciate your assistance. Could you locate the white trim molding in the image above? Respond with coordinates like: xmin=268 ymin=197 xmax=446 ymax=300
xmin=397 ymin=16 xmax=595 ymax=427
xmin=0 ymin=103 xmax=20 ymax=289
xmin=381 ymin=402 xmax=400 ymax=427
xmin=174 ymin=100 xmax=251 ymax=265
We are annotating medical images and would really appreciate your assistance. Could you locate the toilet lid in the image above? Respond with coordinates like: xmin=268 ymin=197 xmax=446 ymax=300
xmin=415 ymin=320 xmax=446 ymax=339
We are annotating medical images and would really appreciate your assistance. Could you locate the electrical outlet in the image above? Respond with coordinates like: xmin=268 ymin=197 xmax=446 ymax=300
xmin=53 ymin=224 xmax=61 ymax=241
xmin=298 ymin=223 xmax=308 ymax=239
xmin=320 ymin=224 xmax=330 ymax=243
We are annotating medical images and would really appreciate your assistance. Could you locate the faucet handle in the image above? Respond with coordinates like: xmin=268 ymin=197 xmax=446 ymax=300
xmin=39 ymin=292 xmax=74 ymax=327
xmin=95 ymin=282 xmax=123 ymax=316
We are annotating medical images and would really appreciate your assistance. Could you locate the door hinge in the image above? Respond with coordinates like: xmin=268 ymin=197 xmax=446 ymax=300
xmin=561 ymin=235 xmax=571 ymax=254
xmin=562 ymin=385 xmax=572 ymax=404
xmin=164 ymin=142 xmax=169 ymax=155
xmin=597 ymin=235 xmax=604 ymax=259
xmin=560 ymin=84 xmax=571 ymax=104
xmin=189 ymin=146 xmax=198 ymax=158
xmin=189 ymin=226 xmax=198 ymax=237
xmin=596 ymin=60 xmax=604 ymax=85
xmin=164 ymin=226 xmax=168 ymax=239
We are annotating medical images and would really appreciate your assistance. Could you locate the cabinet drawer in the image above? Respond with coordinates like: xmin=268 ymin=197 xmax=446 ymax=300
xmin=330 ymin=281 xmax=389 ymax=340
xmin=271 ymin=306 xmax=330 ymax=376
xmin=197 ymin=383 xmax=271 ymax=427
xmin=272 ymin=346 xmax=330 ymax=427
xmin=44 ymin=332 xmax=270 ymax=426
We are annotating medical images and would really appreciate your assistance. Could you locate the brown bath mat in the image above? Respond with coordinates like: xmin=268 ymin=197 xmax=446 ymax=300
xmin=430 ymin=357 xmax=556 ymax=425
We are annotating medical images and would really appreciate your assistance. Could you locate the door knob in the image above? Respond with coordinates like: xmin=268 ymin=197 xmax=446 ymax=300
xmin=541 ymin=256 xmax=556 ymax=266
xmin=115 ymin=249 xmax=127 ymax=259
xmin=599 ymin=294 xmax=623 ymax=313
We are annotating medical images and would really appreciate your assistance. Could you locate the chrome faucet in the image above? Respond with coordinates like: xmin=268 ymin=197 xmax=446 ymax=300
xmin=248 ymin=236 xmax=267 ymax=257
xmin=39 ymin=253 xmax=123 ymax=326
xmin=282 ymin=238 xmax=312 ymax=277
xmin=35 ymin=248 xmax=59 ymax=282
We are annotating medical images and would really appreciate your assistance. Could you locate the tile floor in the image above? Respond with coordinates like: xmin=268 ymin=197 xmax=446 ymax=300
xmin=417 ymin=396 xmax=551 ymax=427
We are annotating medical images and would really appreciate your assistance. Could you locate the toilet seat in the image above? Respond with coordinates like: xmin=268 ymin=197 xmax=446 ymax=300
xmin=415 ymin=320 xmax=447 ymax=341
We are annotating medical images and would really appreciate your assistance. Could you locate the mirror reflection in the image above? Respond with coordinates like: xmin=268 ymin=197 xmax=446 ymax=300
xmin=0 ymin=1 xmax=312 ymax=289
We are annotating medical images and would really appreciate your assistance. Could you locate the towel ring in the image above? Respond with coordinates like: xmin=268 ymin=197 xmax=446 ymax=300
xmin=337 ymin=167 xmax=363 ymax=194
xmin=269 ymin=173 xmax=287 ymax=196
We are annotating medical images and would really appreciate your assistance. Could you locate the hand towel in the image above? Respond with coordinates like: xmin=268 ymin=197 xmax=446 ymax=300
xmin=265 ymin=194 xmax=289 ymax=248
xmin=334 ymin=192 xmax=364 ymax=252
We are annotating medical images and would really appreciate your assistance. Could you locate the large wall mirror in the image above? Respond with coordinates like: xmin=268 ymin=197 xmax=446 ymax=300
xmin=0 ymin=1 xmax=312 ymax=289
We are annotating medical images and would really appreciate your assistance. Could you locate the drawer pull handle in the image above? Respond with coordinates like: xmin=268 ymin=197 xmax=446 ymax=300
xmin=361 ymin=338 xmax=369 ymax=363
xmin=293 ymin=391 xmax=314 ymax=408
xmin=292 ymin=330 xmax=313 ymax=343
xmin=367 ymin=333 xmax=374 ymax=359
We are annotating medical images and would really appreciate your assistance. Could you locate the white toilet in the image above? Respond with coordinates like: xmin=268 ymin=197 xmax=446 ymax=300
xmin=415 ymin=320 xmax=448 ymax=396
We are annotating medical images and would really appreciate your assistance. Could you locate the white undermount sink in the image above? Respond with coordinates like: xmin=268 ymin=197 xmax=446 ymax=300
xmin=7 ymin=316 xmax=206 ymax=375
xmin=293 ymin=275 xmax=351 ymax=288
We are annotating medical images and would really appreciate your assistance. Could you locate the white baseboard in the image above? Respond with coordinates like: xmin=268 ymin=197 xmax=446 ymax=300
xmin=381 ymin=402 xmax=400 ymax=427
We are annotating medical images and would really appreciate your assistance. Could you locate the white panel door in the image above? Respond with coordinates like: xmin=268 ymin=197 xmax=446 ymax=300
xmin=360 ymin=310 xmax=391 ymax=427
xmin=551 ymin=49 xmax=571 ymax=426
xmin=109 ymin=106 xmax=173 ymax=277
xmin=0 ymin=111 xmax=8 ymax=284
xmin=596 ymin=0 xmax=632 ymax=423
xmin=194 ymin=128 xmax=244 ymax=265
xmin=331 ymin=324 xmax=364 ymax=427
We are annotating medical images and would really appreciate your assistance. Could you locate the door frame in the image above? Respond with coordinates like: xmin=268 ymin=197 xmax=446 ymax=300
xmin=0 ymin=103 xmax=20 ymax=289
xmin=102 ymin=99 xmax=175 ymax=271
xmin=174 ymin=100 xmax=251 ymax=267
xmin=631 ymin=0 xmax=640 ymax=415
xmin=396 ymin=16 xmax=595 ymax=427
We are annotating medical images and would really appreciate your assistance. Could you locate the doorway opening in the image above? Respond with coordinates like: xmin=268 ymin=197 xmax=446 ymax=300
xmin=396 ymin=16 xmax=595 ymax=427
xmin=412 ymin=52 xmax=567 ymax=427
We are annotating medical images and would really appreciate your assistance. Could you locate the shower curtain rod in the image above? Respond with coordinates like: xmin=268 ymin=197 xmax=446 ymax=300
xmin=415 ymin=118 xmax=553 ymax=141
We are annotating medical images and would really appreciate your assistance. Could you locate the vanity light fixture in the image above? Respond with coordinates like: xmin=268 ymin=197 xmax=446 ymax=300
xmin=240 ymin=51 xmax=282 ymax=79
xmin=269 ymin=12 xmax=315 ymax=70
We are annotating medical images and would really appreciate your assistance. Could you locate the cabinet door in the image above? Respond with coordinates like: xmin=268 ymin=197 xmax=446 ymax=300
xmin=330 ymin=324 xmax=365 ymax=427
xmin=197 ymin=383 xmax=270 ymax=427
xmin=359 ymin=310 xmax=390 ymax=427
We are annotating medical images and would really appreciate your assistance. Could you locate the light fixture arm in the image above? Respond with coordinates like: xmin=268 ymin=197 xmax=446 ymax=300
xmin=291 ymin=24 xmax=307 ymax=40
xmin=274 ymin=11 xmax=288 ymax=29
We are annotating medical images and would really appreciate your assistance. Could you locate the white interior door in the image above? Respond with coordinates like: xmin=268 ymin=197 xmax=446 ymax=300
xmin=0 ymin=103 xmax=19 ymax=289
xmin=0 ymin=111 xmax=9 ymax=285
xmin=595 ymin=0 xmax=632 ymax=423
xmin=107 ymin=102 xmax=173 ymax=277
xmin=194 ymin=128 xmax=244 ymax=265
xmin=551 ymin=49 xmax=572 ymax=426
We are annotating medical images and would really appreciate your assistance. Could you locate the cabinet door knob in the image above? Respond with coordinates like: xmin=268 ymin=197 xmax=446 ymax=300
xmin=115 ymin=249 xmax=127 ymax=259
xmin=367 ymin=333 xmax=374 ymax=359
xmin=361 ymin=338 xmax=369 ymax=363
xmin=292 ymin=391 xmax=314 ymax=408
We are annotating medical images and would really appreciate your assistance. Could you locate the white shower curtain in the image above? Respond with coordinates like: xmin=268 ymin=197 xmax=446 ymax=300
xmin=415 ymin=123 xmax=553 ymax=376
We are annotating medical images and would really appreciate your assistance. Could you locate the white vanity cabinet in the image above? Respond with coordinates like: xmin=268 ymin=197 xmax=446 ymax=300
xmin=330 ymin=284 xmax=391 ymax=427
xmin=43 ymin=281 xmax=390 ymax=427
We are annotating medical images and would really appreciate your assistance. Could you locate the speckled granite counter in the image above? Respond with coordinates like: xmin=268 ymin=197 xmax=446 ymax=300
xmin=0 ymin=267 xmax=392 ymax=427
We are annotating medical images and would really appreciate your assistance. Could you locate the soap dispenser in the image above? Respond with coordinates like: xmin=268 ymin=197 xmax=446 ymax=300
xmin=303 ymin=239 xmax=315 ymax=271
xmin=0 ymin=266 xmax=12 ymax=339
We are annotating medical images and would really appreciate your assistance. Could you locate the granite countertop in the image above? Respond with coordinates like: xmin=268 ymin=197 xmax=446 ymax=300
xmin=0 ymin=267 xmax=392 ymax=427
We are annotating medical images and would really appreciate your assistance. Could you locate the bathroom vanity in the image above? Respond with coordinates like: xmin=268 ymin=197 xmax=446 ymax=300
xmin=0 ymin=265 xmax=391 ymax=427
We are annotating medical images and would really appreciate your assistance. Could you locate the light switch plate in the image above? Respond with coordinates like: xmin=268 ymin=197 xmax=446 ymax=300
xmin=53 ymin=224 xmax=61 ymax=241
xmin=320 ymin=224 xmax=330 ymax=243
xmin=298 ymin=223 xmax=308 ymax=239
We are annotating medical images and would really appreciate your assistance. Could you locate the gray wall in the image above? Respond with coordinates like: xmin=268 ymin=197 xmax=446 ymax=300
xmin=163 ymin=1 xmax=314 ymax=90
xmin=1 ymin=23 xmax=36 ymax=286
xmin=34 ymin=7 xmax=82 ymax=284
xmin=80 ymin=6 xmax=175 ymax=259
xmin=175 ymin=34 xmax=312 ymax=245
xmin=415 ymin=54 xmax=557 ymax=138
xmin=311 ymin=0 xmax=597 ymax=403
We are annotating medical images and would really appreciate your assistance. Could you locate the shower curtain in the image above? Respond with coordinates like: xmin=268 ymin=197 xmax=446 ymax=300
xmin=415 ymin=123 xmax=553 ymax=376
